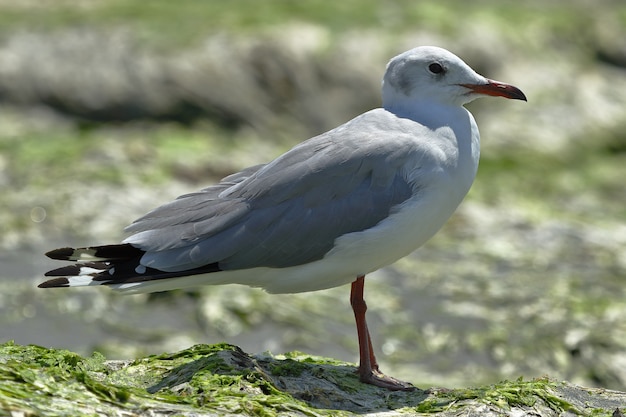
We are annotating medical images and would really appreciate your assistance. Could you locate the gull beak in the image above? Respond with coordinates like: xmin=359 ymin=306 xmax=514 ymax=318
xmin=461 ymin=79 xmax=527 ymax=101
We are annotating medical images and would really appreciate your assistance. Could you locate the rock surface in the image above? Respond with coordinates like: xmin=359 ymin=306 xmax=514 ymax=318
xmin=0 ymin=342 xmax=624 ymax=416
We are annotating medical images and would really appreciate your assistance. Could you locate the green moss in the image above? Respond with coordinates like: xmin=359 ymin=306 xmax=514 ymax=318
xmin=270 ymin=359 xmax=308 ymax=377
xmin=0 ymin=342 xmax=339 ymax=416
xmin=280 ymin=351 xmax=349 ymax=367
xmin=0 ymin=341 xmax=132 ymax=414
xmin=1 ymin=342 xmax=622 ymax=416
xmin=413 ymin=378 xmax=581 ymax=414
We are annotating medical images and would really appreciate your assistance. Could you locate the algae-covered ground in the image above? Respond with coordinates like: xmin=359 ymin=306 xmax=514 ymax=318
xmin=1 ymin=342 xmax=624 ymax=416
xmin=1 ymin=0 xmax=625 ymax=399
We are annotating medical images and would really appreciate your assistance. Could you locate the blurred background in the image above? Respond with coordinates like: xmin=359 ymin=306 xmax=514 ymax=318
xmin=1 ymin=0 xmax=625 ymax=390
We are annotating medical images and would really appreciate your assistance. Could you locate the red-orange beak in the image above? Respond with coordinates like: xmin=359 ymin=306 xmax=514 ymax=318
xmin=460 ymin=79 xmax=527 ymax=101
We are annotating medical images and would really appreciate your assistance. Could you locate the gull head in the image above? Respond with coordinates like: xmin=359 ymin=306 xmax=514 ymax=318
xmin=382 ymin=46 xmax=526 ymax=109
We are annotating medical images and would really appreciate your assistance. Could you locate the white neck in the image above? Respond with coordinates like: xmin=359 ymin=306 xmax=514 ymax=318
xmin=386 ymin=98 xmax=481 ymax=191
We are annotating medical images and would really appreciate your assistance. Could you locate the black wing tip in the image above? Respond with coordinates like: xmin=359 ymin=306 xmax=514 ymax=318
xmin=38 ymin=277 xmax=70 ymax=288
xmin=45 ymin=244 xmax=144 ymax=261
xmin=45 ymin=247 xmax=76 ymax=260
xmin=44 ymin=265 xmax=86 ymax=277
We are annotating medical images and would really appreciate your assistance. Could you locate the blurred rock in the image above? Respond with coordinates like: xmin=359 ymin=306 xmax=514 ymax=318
xmin=0 ymin=26 xmax=380 ymax=137
xmin=1 ymin=24 xmax=624 ymax=153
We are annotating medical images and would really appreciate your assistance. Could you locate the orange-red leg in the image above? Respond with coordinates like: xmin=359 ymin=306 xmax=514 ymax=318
xmin=350 ymin=275 xmax=415 ymax=391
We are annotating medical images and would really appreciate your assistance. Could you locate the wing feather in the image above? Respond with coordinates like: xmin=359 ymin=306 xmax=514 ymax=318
xmin=124 ymin=110 xmax=420 ymax=272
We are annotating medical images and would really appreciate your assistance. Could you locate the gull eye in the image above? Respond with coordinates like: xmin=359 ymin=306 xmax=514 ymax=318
xmin=428 ymin=63 xmax=445 ymax=74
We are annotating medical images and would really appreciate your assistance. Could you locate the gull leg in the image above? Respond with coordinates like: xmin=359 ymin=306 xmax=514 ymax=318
xmin=350 ymin=276 xmax=415 ymax=391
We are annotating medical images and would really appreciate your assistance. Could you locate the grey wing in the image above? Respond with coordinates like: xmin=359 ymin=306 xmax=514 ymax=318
xmin=124 ymin=118 xmax=416 ymax=272
xmin=123 ymin=164 xmax=264 ymax=250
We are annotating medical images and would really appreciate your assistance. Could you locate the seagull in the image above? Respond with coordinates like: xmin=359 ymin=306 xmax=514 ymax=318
xmin=40 ymin=46 xmax=526 ymax=391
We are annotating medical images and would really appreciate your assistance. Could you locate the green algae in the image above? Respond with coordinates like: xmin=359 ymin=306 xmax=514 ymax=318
xmin=1 ymin=342 xmax=623 ymax=416
xmin=270 ymin=359 xmax=308 ymax=377
xmin=413 ymin=377 xmax=587 ymax=415
xmin=0 ymin=342 xmax=340 ymax=416
xmin=0 ymin=342 xmax=132 ymax=415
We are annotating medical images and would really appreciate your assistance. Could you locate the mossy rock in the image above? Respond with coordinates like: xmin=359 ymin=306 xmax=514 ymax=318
xmin=0 ymin=341 xmax=624 ymax=416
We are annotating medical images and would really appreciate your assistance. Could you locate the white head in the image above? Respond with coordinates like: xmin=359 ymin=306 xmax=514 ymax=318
xmin=382 ymin=46 xmax=526 ymax=109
